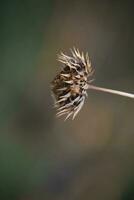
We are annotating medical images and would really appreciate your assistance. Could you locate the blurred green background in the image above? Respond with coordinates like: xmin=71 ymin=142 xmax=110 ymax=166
xmin=1 ymin=0 xmax=134 ymax=199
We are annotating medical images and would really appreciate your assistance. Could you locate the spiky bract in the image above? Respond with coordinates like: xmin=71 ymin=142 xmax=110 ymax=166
xmin=51 ymin=48 xmax=93 ymax=120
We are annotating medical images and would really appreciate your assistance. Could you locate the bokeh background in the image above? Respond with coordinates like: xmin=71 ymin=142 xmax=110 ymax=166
xmin=1 ymin=0 xmax=134 ymax=199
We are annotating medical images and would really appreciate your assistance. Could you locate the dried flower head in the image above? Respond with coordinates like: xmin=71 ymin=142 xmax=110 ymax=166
xmin=51 ymin=48 xmax=94 ymax=120
xmin=51 ymin=48 xmax=134 ymax=120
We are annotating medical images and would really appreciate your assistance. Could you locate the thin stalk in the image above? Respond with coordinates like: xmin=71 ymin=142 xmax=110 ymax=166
xmin=88 ymin=85 xmax=134 ymax=99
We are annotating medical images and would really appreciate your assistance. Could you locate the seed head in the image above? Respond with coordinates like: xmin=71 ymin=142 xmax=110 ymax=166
xmin=51 ymin=48 xmax=94 ymax=120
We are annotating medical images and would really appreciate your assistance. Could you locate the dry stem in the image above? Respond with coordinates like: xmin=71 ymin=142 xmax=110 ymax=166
xmin=88 ymin=85 xmax=134 ymax=99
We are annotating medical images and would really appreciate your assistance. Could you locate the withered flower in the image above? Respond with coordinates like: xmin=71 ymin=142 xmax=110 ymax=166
xmin=51 ymin=48 xmax=93 ymax=120
xmin=51 ymin=48 xmax=134 ymax=120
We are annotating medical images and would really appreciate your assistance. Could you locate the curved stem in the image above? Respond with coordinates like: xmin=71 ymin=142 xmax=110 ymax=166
xmin=88 ymin=85 xmax=134 ymax=99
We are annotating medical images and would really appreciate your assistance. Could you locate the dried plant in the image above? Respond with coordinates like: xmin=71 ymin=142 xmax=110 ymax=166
xmin=51 ymin=48 xmax=134 ymax=120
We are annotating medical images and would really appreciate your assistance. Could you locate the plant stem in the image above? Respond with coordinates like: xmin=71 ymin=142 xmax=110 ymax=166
xmin=88 ymin=85 xmax=134 ymax=99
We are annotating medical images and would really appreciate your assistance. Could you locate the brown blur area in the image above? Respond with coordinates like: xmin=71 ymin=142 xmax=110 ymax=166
xmin=1 ymin=0 xmax=134 ymax=200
